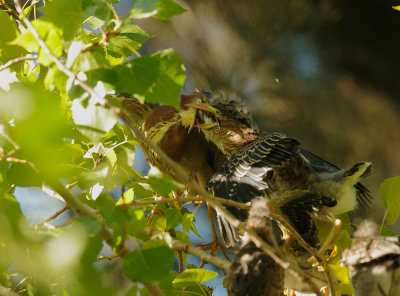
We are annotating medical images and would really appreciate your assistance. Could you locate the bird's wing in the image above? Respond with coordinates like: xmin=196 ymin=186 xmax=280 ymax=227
xmin=298 ymin=148 xmax=372 ymax=207
xmin=206 ymin=133 xmax=300 ymax=246
xmin=207 ymin=133 xmax=300 ymax=206
xmin=274 ymin=191 xmax=337 ymax=247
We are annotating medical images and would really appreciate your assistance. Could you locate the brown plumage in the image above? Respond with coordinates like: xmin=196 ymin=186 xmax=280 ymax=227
xmin=180 ymin=91 xmax=372 ymax=248
xmin=141 ymin=101 xmax=226 ymax=188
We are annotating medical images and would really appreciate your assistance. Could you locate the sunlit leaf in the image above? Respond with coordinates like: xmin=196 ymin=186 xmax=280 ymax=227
xmin=41 ymin=0 xmax=84 ymax=41
xmin=0 ymin=84 xmax=71 ymax=177
xmin=0 ymin=69 xmax=18 ymax=92
xmin=129 ymin=0 xmax=186 ymax=20
xmin=154 ymin=0 xmax=187 ymax=21
xmin=107 ymin=21 xmax=152 ymax=58
xmin=132 ymin=183 xmax=154 ymax=200
xmin=71 ymin=99 xmax=118 ymax=142
xmin=0 ymin=11 xmax=25 ymax=61
xmin=126 ymin=208 xmax=146 ymax=236
xmin=172 ymin=268 xmax=218 ymax=288
xmin=9 ymin=19 xmax=63 ymax=66
xmin=87 ymin=49 xmax=185 ymax=108
xmin=380 ymin=176 xmax=400 ymax=225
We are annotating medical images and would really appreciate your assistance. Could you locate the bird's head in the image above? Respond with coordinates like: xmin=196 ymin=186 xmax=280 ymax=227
xmin=179 ymin=92 xmax=221 ymax=131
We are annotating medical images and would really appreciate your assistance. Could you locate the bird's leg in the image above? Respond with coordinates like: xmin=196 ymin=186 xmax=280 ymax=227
xmin=195 ymin=204 xmax=231 ymax=260
xmin=283 ymin=288 xmax=296 ymax=296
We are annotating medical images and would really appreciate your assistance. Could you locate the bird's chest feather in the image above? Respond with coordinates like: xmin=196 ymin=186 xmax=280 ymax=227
xmin=309 ymin=176 xmax=357 ymax=215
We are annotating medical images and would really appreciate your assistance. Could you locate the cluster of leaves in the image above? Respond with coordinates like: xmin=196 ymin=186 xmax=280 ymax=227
xmin=0 ymin=0 xmax=220 ymax=295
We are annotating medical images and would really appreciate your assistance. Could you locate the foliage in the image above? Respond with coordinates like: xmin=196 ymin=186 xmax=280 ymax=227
xmin=0 ymin=0 xmax=218 ymax=295
xmin=0 ymin=0 xmax=400 ymax=295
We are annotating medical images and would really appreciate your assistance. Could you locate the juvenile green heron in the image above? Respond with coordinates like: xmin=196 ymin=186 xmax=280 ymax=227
xmin=342 ymin=221 xmax=400 ymax=296
xmin=182 ymin=91 xmax=372 ymax=247
xmin=141 ymin=101 xmax=225 ymax=189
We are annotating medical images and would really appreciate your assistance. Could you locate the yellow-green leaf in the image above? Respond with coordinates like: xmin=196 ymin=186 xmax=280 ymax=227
xmin=380 ymin=176 xmax=400 ymax=225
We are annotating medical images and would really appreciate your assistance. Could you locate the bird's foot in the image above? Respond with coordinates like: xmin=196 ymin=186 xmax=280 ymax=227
xmin=196 ymin=239 xmax=231 ymax=261
xmin=283 ymin=288 xmax=296 ymax=296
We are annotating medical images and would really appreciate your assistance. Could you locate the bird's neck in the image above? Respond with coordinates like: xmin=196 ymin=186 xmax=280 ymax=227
xmin=203 ymin=120 xmax=259 ymax=158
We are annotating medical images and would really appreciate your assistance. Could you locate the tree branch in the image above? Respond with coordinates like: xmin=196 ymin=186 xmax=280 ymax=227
xmin=172 ymin=239 xmax=231 ymax=271
xmin=121 ymin=195 xmax=250 ymax=210
xmin=0 ymin=56 xmax=37 ymax=72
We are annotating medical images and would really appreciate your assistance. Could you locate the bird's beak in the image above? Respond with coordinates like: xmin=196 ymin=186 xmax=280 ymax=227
xmin=184 ymin=103 xmax=220 ymax=116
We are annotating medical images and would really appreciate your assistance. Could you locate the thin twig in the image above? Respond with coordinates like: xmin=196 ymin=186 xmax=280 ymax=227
xmin=0 ymin=56 xmax=37 ymax=72
xmin=36 ymin=205 xmax=69 ymax=228
xmin=121 ymin=195 xmax=250 ymax=210
xmin=172 ymin=240 xmax=230 ymax=271
xmin=96 ymin=255 xmax=119 ymax=261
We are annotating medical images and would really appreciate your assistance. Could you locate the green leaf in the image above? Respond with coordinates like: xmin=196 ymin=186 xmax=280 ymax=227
xmin=172 ymin=269 xmax=218 ymax=288
xmin=95 ymin=193 xmax=131 ymax=225
xmin=9 ymin=19 xmax=63 ymax=65
xmin=83 ymin=0 xmax=113 ymax=30
xmin=41 ymin=0 xmax=84 ymax=41
xmin=154 ymin=0 xmax=187 ymax=21
xmin=69 ymin=45 xmax=110 ymax=72
xmin=165 ymin=208 xmax=182 ymax=230
xmin=152 ymin=214 xmax=167 ymax=231
xmin=122 ymin=243 xmax=174 ymax=282
xmin=0 ymin=193 xmax=29 ymax=240
xmin=6 ymin=163 xmax=42 ymax=187
xmin=71 ymin=99 xmax=118 ymax=142
xmin=0 ymin=11 xmax=25 ymax=61
xmin=107 ymin=21 xmax=152 ymax=58
xmin=129 ymin=0 xmax=186 ymax=20
xmin=380 ymin=224 xmax=395 ymax=236
xmin=0 ymin=84 xmax=71 ymax=177
xmin=132 ymin=183 xmax=154 ymax=200
xmin=126 ymin=208 xmax=146 ymax=236
xmin=128 ymin=0 xmax=158 ymax=19
xmin=147 ymin=174 xmax=180 ymax=196
xmin=74 ymin=216 xmax=103 ymax=236
xmin=86 ymin=49 xmax=185 ymax=108
xmin=380 ymin=176 xmax=400 ymax=225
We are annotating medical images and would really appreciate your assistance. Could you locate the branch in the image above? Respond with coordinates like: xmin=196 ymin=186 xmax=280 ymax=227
xmin=121 ymin=195 xmax=250 ymax=210
xmin=172 ymin=239 xmax=231 ymax=270
xmin=0 ymin=56 xmax=37 ymax=72
xmin=35 ymin=205 xmax=69 ymax=228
